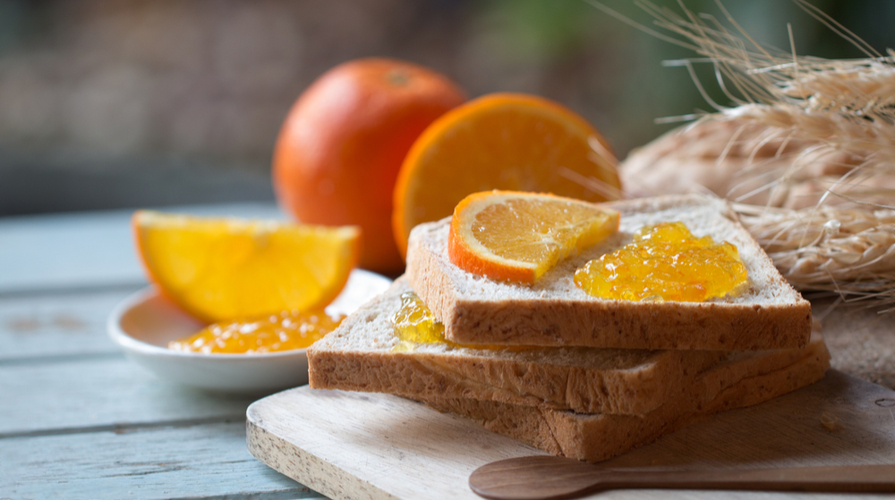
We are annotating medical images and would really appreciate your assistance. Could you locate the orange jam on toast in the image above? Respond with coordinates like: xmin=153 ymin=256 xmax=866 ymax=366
xmin=392 ymin=291 xmax=446 ymax=344
xmin=574 ymin=222 xmax=748 ymax=302
xmin=169 ymin=309 xmax=344 ymax=354
xmin=391 ymin=291 xmax=530 ymax=351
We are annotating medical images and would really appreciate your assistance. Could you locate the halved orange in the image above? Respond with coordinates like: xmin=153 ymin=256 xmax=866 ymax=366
xmin=393 ymin=92 xmax=621 ymax=258
xmin=448 ymin=191 xmax=619 ymax=284
xmin=132 ymin=211 xmax=361 ymax=322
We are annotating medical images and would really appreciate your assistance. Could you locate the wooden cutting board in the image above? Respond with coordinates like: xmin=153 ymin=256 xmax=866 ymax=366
xmin=247 ymin=370 xmax=895 ymax=500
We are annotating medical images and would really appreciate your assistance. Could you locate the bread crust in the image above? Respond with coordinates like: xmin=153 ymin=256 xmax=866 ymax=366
xmin=420 ymin=337 xmax=830 ymax=462
xmin=407 ymin=194 xmax=812 ymax=350
xmin=309 ymin=278 xmax=819 ymax=416
xmin=309 ymin=278 xmax=729 ymax=415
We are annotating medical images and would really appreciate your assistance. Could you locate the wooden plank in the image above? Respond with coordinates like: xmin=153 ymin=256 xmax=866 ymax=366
xmin=605 ymin=370 xmax=895 ymax=469
xmin=0 ymin=421 xmax=326 ymax=500
xmin=0 ymin=356 xmax=262 ymax=436
xmin=816 ymin=299 xmax=895 ymax=389
xmin=0 ymin=202 xmax=283 ymax=294
xmin=249 ymin=389 xmax=540 ymax=500
xmin=247 ymin=371 xmax=895 ymax=500
xmin=0 ymin=288 xmax=140 ymax=360
xmin=0 ymin=210 xmax=145 ymax=293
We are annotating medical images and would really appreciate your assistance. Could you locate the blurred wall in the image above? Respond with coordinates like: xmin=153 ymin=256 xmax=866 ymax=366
xmin=1 ymin=0 xmax=893 ymax=215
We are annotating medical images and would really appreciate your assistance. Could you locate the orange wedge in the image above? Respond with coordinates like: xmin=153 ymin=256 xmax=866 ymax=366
xmin=132 ymin=211 xmax=361 ymax=322
xmin=448 ymin=191 xmax=619 ymax=284
xmin=393 ymin=92 xmax=621 ymax=258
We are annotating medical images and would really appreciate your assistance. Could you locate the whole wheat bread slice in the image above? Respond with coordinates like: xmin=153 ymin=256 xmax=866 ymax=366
xmin=406 ymin=194 xmax=811 ymax=350
xmin=419 ymin=336 xmax=830 ymax=462
xmin=309 ymin=277 xmax=820 ymax=416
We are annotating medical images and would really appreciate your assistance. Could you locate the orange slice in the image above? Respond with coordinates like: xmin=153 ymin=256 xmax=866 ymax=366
xmin=132 ymin=211 xmax=360 ymax=322
xmin=448 ymin=191 xmax=619 ymax=284
xmin=393 ymin=92 xmax=621 ymax=258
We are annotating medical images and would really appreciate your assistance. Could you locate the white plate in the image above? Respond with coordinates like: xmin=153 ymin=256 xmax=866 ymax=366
xmin=107 ymin=269 xmax=392 ymax=393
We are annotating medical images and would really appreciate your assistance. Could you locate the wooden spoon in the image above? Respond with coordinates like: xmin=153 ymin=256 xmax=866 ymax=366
xmin=469 ymin=456 xmax=895 ymax=500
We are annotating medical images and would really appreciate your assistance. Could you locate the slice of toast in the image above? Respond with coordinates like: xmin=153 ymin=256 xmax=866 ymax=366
xmin=407 ymin=194 xmax=811 ymax=350
xmin=419 ymin=336 xmax=830 ymax=462
xmin=309 ymin=277 xmax=820 ymax=416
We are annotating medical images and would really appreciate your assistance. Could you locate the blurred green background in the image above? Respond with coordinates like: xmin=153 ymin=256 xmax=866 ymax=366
xmin=1 ymin=0 xmax=893 ymax=215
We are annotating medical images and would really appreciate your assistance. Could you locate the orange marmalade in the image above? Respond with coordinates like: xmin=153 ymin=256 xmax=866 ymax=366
xmin=392 ymin=291 xmax=446 ymax=344
xmin=169 ymin=309 xmax=344 ymax=354
xmin=574 ymin=222 xmax=748 ymax=302
xmin=391 ymin=291 xmax=530 ymax=351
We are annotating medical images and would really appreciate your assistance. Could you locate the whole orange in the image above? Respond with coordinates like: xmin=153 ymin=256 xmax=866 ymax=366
xmin=273 ymin=58 xmax=466 ymax=274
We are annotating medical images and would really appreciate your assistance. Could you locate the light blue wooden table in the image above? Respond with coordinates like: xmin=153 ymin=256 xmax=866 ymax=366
xmin=4 ymin=203 xmax=895 ymax=500
xmin=0 ymin=203 xmax=328 ymax=500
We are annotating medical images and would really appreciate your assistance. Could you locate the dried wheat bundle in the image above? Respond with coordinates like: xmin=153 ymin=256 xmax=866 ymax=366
xmin=639 ymin=0 xmax=895 ymax=173
xmin=665 ymin=1 xmax=895 ymax=194
xmin=736 ymin=203 xmax=895 ymax=308
xmin=597 ymin=0 xmax=895 ymax=306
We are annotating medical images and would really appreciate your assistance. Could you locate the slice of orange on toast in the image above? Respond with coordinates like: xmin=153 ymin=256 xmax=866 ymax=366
xmin=392 ymin=93 xmax=622 ymax=259
xmin=133 ymin=211 xmax=360 ymax=322
xmin=448 ymin=191 xmax=619 ymax=284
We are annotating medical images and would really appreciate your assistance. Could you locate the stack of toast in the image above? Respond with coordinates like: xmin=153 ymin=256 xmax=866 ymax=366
xmin=308 ymin=194 xmax=830 ymax=462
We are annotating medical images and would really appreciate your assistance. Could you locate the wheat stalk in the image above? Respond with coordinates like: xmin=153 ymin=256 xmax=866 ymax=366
xmin=725 ymin=103 xmax=895 ymax=169
xmin=627 ymin=0 xmax=895 ymax=196
xmin=735 ymin=203 xmax=895 ymax=309
xmin=597 ymin=1 xmax=895 ymax=307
